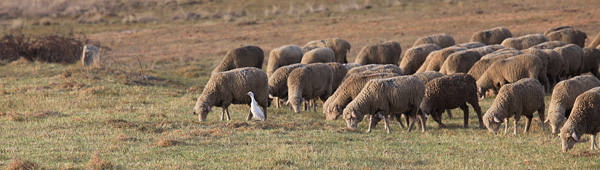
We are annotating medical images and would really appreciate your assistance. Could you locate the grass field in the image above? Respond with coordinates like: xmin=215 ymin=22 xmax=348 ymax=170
xmin=2 ymin=0 xmax=600 ymax=169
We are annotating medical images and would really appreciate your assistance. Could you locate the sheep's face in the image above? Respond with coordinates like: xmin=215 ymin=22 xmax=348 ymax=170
xmin=477 ymin=87 xmax=487 ymax=99
xmin=560 ymin=131 xmax=578 ymax=152
xmin=194 ymin=103 xmax=211 ymax=121
xmin=326 ymin=106 xmax=343 ymax=121
xmin=548 ymin=114 xmax=567 ymax=134
xmin=288 ymin=96 xmax=304 ymax=113
xmin=483 ymin=113 xmax=502 ymax=134
xmin=343 ymin=109 xmax=363 ymax=129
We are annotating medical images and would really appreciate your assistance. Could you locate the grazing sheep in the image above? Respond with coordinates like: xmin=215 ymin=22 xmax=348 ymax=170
xmin=560 ymin=87 xmax=600 ymax=152
xmin=354 ymin=41 xmax=402 ymax=65
xmin=302 ymin=45 xmax=320 ymax=53
xmin=268 ymin=63 xmax=306 ymax=108
xmin=543 ymin=26 xmax=574 ymax=35
xmin=324 ymin=72 xmax=400 ymax=120
xmin=194 ymin=67 xmax=269 ymax=122
xmin=304 ymin=38 xmax=351 ymax=63
xmin=501 ymin=34 xmax=549 ymax=50
xmin=301 ymin=48 xmax=336 ymax=64
xmin=412 ymin=71 xmax=454 ymax=120
xmin=415 ymin=51 xmax=439 ymax=73
xmin=589 ymin=33 xmax=600 ymax=49
xmin=439 ymin=50 xmax=482 ymax=75
xmin=413 ymin=34 xmax=456 ymax=48
xmin=213 ymin=46 xmax=264 ymax=73
xmin=452 ymin=42 xmax=486 ymax=49
xmin=546 ymin=75 xmax=600 ymax=134
xmin=482 ymin=78 xmax=545 ymax=135
xmin=343 ymin=63 xmax=362 ymax=70
xmin=476 ymin=54 xmax=543 ymax=98
xmin=343 ymin=76 xmax=425 ymax=133
xmin=400 ymin=44 xmax=442 ymax=74
xmin=554 ymin=44 xmax=584 ymax=78
xmin=468 ymin=50 xmax=521 ymax=80
xmin=541 ymin=49 xmax=564 ymax=88
xmin=521 ymin=48 xmax=552 ymax=92
xmin=418 ymin=47 xmax=466 ymax=73
xmin=345 ymin=64 xmax=404 ymax=78
xmin=470 ymin=27 xmax=513 ymax=45
xmin=546 ymin=28 xmax=587 ymax=48
xmin=420 ymin=73 xmax=483 ymax=129
xmin=287 ymin=63 xmax=334 ymax=113
xmin=326 ymin=62 xmax=349 ymax=92
xmin=266 ymin=45 xmax=303 ymax=77
xmin=581 ymin=47 xmax=600 ymax=78
xmin=480 ymin=48 xmax=522 ymax=59
xmin=530 ymin=41 xmax=567 ymax=50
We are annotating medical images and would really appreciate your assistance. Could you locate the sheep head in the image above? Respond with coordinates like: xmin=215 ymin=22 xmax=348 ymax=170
xmin=343 ymin=109 xmax=363 ymax=129
xmin=547 ymin=112 xmax=567 ymax=134
xmin=325 ymin=105 xmax=343 ymax=121
xmin=288 ymin=95 xmax=305 ymax=113
xmin=560 ymin=130 xmax=579 ymax=152
xmin=194 ymin=101 xmax=212 ymax=122
xmin=482 ymin=112 xmax=502 ymax=134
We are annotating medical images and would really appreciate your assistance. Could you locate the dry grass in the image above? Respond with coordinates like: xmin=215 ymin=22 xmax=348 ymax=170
xmin=155 ymin=138 xmax=184 ymax=147
xmin=0 ymin=31 xmax=87 ymax=63
xmin=87 ymin=154 xmax=113 ymax=170
xmin=6 ymin=157 xmax=39 ymax=170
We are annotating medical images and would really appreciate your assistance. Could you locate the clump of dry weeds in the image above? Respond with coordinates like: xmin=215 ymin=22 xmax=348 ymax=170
xmin=6 ymin=157 xmax=40 ymax=170
xmin=87 ymin=153 xmax=113 ymax=170
xmin=155 ymin=138 xmax=184 ymax=147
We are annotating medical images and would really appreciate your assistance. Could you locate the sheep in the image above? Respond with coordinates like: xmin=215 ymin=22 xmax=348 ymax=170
xmin=420 ymin=73 xmax=483 ymax=129
xmin=324 ymin=72 xmax=400 ymax=120
xmin=482 ymin=78 xmax=545 ymax=135
xmin=470 ymin=27 xmax=513 ymax=45
xmin=417 ymin=47 xmax=466 ymax=73
xmin=343 ymin=76 xmax=425 ymax=133
xmin=301 ymin=48 xmax=336 ymax=64
xmin=452 ymin=42 xmax=486 ymax=49
xmin=581 ymin=47 xmax=600 ymax=78
xmin=400 ymin=44 xmax=441 ymax=74
xmin=266 ymin=45 xmax=303 ymax=77
xmin=213 ymin=46 xmax=264 ymax=73
xmin=414 ymin=51 xmax=439 ymax=73
xmin=412 ymin=71 xmax=455 ymax=120
xmin=521 ymin=48 xmax=552 ymax=92
xmin=345 ymin=64 xmax=404 ymax=78
xmin=304 ymin=38 xmax=351 ymax=63
xmin=302 ymin=45 xmax=320 ymax=53
xmin=501 ymin=34 xmax=549 ymax=50
xmin=529 ymin=41 xmax=567 ymax=50
xmin=545 ymin=28 xmax=587 ymax=48
xmin=194 ymin=67 xmax=269 ymax=122
xmin=325 ymin=62 xmax=349 ymax=92
xmin=560 ymin=87 xmax=600 ymax=152
xmin=287 ymin=63 xmax=334 ymax=113
xmin=268 ymin=63 xmax=306 ymax=108
xmin=543 ymin=26 xmax=574 ymax=35
xmin=546 ymin=75 xmax=600 ymax=134
xmin=439 ymin=50 xmax=482 ymax=75
xmin=343 ymin=63 xmax=362 ymax=70
xmin=476 ymin=54 xmax=543 ymax=98
xmin=589 ymin=32 xmax=600 ymax=49
xmin=413 ymin=34 xmax=456 ymax=48
xmin=554 ymin=44 xmax=584 ymax=78
xmin=466 ymin=46 xmax=495 ymax=56
xmin=487 ymin=44 xmax=506 ymax=51
xmin=541 ymin=49 xmax=564 ymax=88
xmin=468 ymin=50 xmax=520 ymax=80
xmin=354 ymin=41 xmax=402 ymax=65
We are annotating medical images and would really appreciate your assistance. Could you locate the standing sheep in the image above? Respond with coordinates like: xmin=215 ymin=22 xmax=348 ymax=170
xmin=325 ymin=62 xmax=349 ymax=92
xmin=546 ymin=75 xmax=600 ymax=134
xmin=560 ymin=87 xmax=600 ymax=152
xmin=467 ymin=51 xmax=520 ymax=80
xmin=581 ymin=47 xmax=600 ymax=78
xmin=354 ymin=41 xmax=402 ymax=65
xmin=413 ymin=34 xmax=456 ymax=48
xmin=301 ymin=48 xmax=336 ymax=64
xmin=521 ymin=48 xmax=551 ymax=92
xmin=476 ymin=54 xmax=543 ymax=98
xmin=412 ymin=71 xmax=455 ymax=120
xmin=439 ymin=50 xmax=482 ymax=75
xmin=554 ymin=44 xmax=584 ymax=78
xmin=400 ymin=44 xmax=441 ymax=74
xmin=304 ymin=38 xmax=351 ymax=63
xmin=268 ymin=63 xmax=306 ymax=108
xmin=420 ymin=73 xmax=484 ymax=129
xmin=287 ymin=63 xmax=334 ymax=113
xmin=482 ymin=78 xmax=545 ymax=135
xmin=194 ymin=67 xmax=269 ymax=122
xmin=530 ymin=41 xmax=567 ymax=50
xmin=343 ymin=76 xmax=425 ymax=133
xmin=266 ymin=45 xmax=303 ymax=77
xmin=545 ymin=28 xmax=587 ymax=48
xmin=418 ymin=47 xmax=466 ymax=73
xmin=213 ymin=46 xmax=264 ymax=73
xmin=470 ymin=27 xmax=513 ymax=45
xmin=501 ymin=34 xmax=549 ymax=50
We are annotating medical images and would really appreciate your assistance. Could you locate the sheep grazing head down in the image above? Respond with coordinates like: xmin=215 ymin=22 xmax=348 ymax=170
xmin=288 ymin=95 xmax=305 ymax=113
xmin=560 ymin=131 xmax=579 ymax=152
xmin=343 ymin=109 xmax=363 ymax=129
xmin=193 ymin=102 xmax=212 ymax=121
xmin=326 ymin=106 xmax=343 ymax=121
xmin=482 ymin=113 xmax=503 ymax=134
xmin=546 ymin=113 xmax=567 ymax=134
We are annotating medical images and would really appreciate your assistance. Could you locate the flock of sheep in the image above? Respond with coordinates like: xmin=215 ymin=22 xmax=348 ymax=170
xmin=192 ymin=26 xmax=600 ymax=152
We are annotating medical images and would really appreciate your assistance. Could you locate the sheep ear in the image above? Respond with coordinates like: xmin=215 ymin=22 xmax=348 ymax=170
xmin=544 ymin=118 xmax=549 ymax=124
xmin=285 ymin=100 xmax=290 ymax=105
xmin=268 ymin=94 xmax=274 ymax=99
xmin=493 ymin=116 xmax=502 ymax=123
xmin=351 ymin=111 xmax=358 ymax=118
xmin=572 ymin=131 xmax=579 ymax=141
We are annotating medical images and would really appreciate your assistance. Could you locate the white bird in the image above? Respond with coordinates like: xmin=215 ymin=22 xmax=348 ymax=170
xmin=247 ymin=91 xmax=266 ymax=121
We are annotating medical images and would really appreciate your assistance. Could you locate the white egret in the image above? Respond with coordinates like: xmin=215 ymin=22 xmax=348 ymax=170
xmin=247 ymin=91 xmax=266 ymax=121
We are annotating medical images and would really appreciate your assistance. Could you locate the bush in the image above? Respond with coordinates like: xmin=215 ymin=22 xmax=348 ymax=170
xmin=0 ymin=30 xmax=87 ymax=63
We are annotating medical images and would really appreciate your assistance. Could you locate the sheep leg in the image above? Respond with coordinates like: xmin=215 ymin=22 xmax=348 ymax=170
xmin=433 ymin=111 xmax=446 ymax=128
xmin=263 ymin=106 xmax=268 ymax=122
xmin=367 ymin=114 xmax=374 ymax=133
xmin=225 ymin=107 xmax=231 ymax=121
xmin=504 ymin=118 xmax=509 ymax=134
xmin=395 ymin=114 xmax=405 ymax=128
xmin=469 ymin=99 xmax=485 ymax=129
xmin=312 ymin=100 xmax=317 ymax=112
xmin=460 ymin=104 xmax=469 ymax=128
xmin=591 ymin=134 xmax=598 ymax=150
xmin=446 ymin=109 xmax=453 ymax=119
xmin=274 ymin=97 xmax=280 ymax=108
xmin=418 ymin=115 xmax=427 ymax=132
xmin=381 ymin=112 xmax=391 ymax=134
xmin=406 ymin=107 xmax=418 ymax=132
xmin=513 ymin=116 xmax=520 ymax=135
xmin=524 ymin=115 xmax=532 ymax=134
xmin=538 ymin=106 xmax=545 ymax=131
xmin=220 ymin=109 xmax=225 ymax=121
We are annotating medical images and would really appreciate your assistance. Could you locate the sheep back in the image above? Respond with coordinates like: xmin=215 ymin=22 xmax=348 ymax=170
xmin=412 ymin=71 xmax=444 ymax=84
xmin=439 ymin=50 xmax=482 ymax=75
xmin=501 ymin=34 xmax=549 ymax=50
xmin=582 ymin=47 xmax=600 ymax=77
xmin=554 ymin=44 xmax=584 ymax=78
xmin=400 ymin=43 xmax=442 ymax=74
xmin=413 ymin=34 xmax=456 ymax=48
xmin=468 ymin=52 xmax=517 ymax=80
xmin=326 ymin=62 xmax=349 ymax=92
xmin=305 ymin=38 xmax=351 ymax=63
xmin=301 ymin=48 xmax=336 ymax=64
xmin=213 ymin=46 xmax=264 ymax=73
xmin=268 ymin=63 xmax=306 ymax=99
xmin=545 ymin=28 xmax=587 ymax=48
xmin=453 ymin=42 xmax=486 ymax=49
xmin=530 ymin=41 xmax=567 ymax=50
xmin=354 ymin=41 xmax=402 ymax=65
xmin=476 ymin=54 xmax=543 ymax=96
xmin=424 ymin=47 xmax=466 ymax=72
xmin=287 ymin=63 xmax=334 ymax=113
xmin=470 ymin=27 xmax=513 ymax=45
xmin=543 ymin=26 xmax=574 ymax=36
xmin=267 ymin=45 xmax=303 ymax=77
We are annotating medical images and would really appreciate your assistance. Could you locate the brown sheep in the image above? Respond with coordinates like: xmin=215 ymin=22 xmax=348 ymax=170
xmin=413 ymin=34 xmax=456 ymax=48
xmin=581 ymin=47 xmax=600 ymax=78
xmin=354 ymin=41 xmax=402 ymax=65
xmin=521 ymin=48 xmax=552 ymax=92
xmin=529 ymin=41 xmax=567 ymax=50
xmin=343 ymin=63 xmax=362 ymax=70
xmin=345 ymin=64 xmax=404 ymax=79
xmin=213 ymin=46 xmax=264 ymax=73
xmin=482 ymin=78 xmax=545 ymax=135
xmin=400 ymin=44 xmax=441 ymax=74
xmin=420 ymin=73 xmax=483 ymax=130
xmin=476 ymin=54 xmax=543 ymax=98
xmin=287 ymin=63 xmax=334 ymax=113
xmin=487 ymin=44 xmax=506 ymax=51
xmin=452 ymin=42 xmax=486 ymax=49
xmin=266 ymin=45 xmax=303 ymax=77
xmin=468 ymin=50 xmax=520 ymax=80
xmin=194 ymin=67 xmax=269 ymax=122
xmin=543 ymin=26 xmax=574 ymax=35
xmin=545 ymin=28 xmax=587 ymax=48
xmin=554 ymin=44 xmax=584 ymax=79
xmin=439 ymin=50 xmax=482 ymax=75
xmin=301 ymin=48 xmax=336 ymax=64
xmin=501 ymin=34 xmax=549 ymax=50
xmin=546 ymin=75 xmax=600 ymax=134
xmin=304 ymin=38 xmax=351 ymax=63
xmin=470 ymin=27 xmax=513 ymax=45
xmin=412 ymin=71 xmax=455 ymax=121
xmin=325 ymin=62 xmax=349 ymax=92
xmin=416 ymin=47 xmax=466 ymax=73
xmin=268 ymin=63 xmax=306 ymax=108
xmin=560 ymin=87 xmax=600 ymax=152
